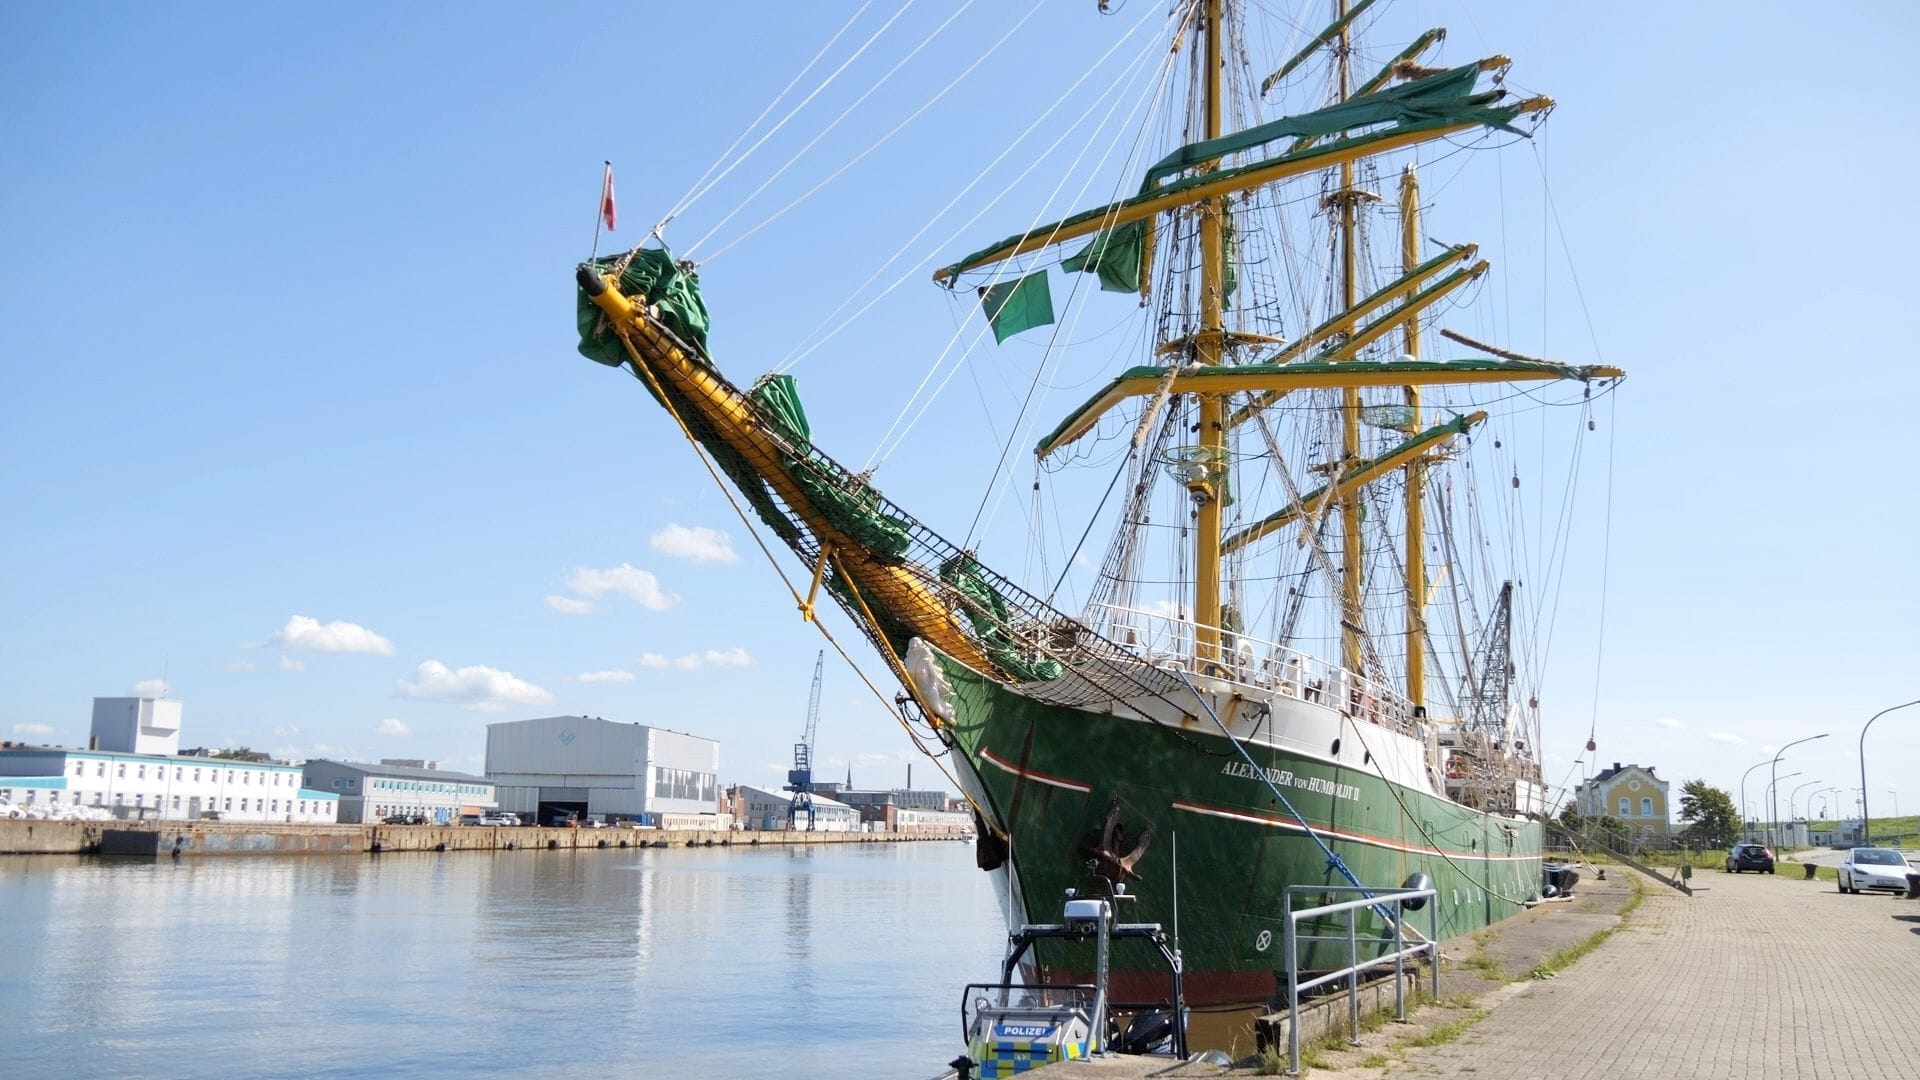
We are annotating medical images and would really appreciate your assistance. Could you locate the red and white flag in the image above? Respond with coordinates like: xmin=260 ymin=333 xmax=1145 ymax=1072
xmin=599 ymin=162 xmax=617 ymax=232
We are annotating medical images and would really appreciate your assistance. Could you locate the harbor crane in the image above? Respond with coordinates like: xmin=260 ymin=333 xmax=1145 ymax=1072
xmin=785 ymin=651 xmax=824 ymax=830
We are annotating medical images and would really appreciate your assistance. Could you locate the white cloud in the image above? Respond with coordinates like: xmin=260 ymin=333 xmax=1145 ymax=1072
xmin=269 ymin=615 xmax=395 ymax=655
xmin=1653 ymin=717 xmax=1684 ymax=730
xmin=223 ymin=659 xmax=259 ymax=672
xmin=566 ymin=564 xmax=679 ymax=611
xmin=650 ymin=524 xmax=739 ymax=564
xmin=272 ymin=724 xmax=301 ymax=738
xmin=1706 ymin=732 xmax=1745 ymax=745
xmin=637 ymin=647 xmax=754 ymax=671
xmin=545 ymin=595 xmax=594 ymax=615
xmin=12 ymin=723 xmax=54 ymax=737
xmin=573 ymin=669 xmax=637 ymax=684
xmin=373 ymin=718 xmax=411 ymax=737
xmin=397 ymin=660 xmax=553 ymax=712
xmin=131 ymin=678 xmax=173 ymax=697
xmin=278 ymin=655 xmax=307 ymax=672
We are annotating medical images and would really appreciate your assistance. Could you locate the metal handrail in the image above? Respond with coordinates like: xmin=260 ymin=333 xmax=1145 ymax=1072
xmin=1091 ymin=603 xmax=1416 ymax=733
xmin=1281 ymin=884 xmax=1439 ymax=1076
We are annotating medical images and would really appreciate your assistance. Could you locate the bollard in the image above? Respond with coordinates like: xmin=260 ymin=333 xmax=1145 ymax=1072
xmin=1803 ymin=863 xmax=1817 ymax=880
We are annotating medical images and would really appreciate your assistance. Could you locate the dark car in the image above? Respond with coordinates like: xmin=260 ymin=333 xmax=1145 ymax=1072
xmin=1725 ymin=843 xmax=1775 ymax=874
xmin=382 ymin=814 xmax=428 ymax=825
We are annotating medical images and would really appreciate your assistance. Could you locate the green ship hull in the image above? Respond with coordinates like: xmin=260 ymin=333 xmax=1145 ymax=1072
xmin=931 ymin=647 xmax=1541 ymax=1008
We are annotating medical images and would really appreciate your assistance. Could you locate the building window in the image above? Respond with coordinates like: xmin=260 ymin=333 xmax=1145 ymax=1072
xmin=243 ymin=772 xmax=250 ymax=785
xmin=97 ymin=763 xmax=105 ymax=777
xmin=172 ymin=796 xmax=181 ymax=809
xmin=176 ymin=768 xmax=183 ymax=781
xmin=73 ymin=763 xmax=83 ymax=777
xmin=118 ymin=764 xmax=126 ymax=778
xmin=225 ymin=798 xmax=232 ymax=810
xmin=1619 ymin=797 xmax=1631 ymax=816
xmin=138 ymin=765 xmax=146 ymax=779
xmin=1641 ymin=797 xmax=1653 ymax=817
xmin=194 ymin=768 xmax=202 ymax=782
xmin=115 ymin=793 xmax=125 ymax=805
xmin=226 ymin=771 xmax=234 ymax=784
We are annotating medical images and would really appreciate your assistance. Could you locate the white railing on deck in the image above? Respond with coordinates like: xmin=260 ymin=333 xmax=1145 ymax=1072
xmin=1091 ymin=604 xmax=1417 ymax=734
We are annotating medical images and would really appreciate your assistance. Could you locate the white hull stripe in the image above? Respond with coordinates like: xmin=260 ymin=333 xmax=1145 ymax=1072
xmin=1172 ymin=800 xmax=1539 ymax=862
xmin=979 ymin=746 xmax=1093 ymax=793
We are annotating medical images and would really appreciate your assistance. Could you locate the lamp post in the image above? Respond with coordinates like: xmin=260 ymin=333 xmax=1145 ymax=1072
xmin=1765 ymin=771 xmax=1800 ymax=846
xmin=1771 ymin=734 xmax=1828 ymax=850
xmin=1891 ymin=789 xmax=1900 ymax=819
xmin=1789 ymin=779 xmax=1820 ymax=822
xmin=1739 ymin=758 xmax=1771 ymax=843
xmin=1860 ymin=701 xmax=1919 ymax=846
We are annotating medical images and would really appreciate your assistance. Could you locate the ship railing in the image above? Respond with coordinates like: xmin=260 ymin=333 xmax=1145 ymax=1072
xmin=1089 ymin=604 xmax=1417 ymax=734
xmin=1280 ymin=884 xmax=1439 ymax=1076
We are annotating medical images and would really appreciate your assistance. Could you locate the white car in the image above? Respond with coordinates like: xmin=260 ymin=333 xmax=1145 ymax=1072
xmin=1838 ymin=848 xmax=1912 ymax=895
xmin=0 ymin=798 xmax=21 ymax=819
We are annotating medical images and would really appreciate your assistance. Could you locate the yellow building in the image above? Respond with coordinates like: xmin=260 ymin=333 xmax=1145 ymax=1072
xmin=1575 ymin=762 xmax=1671 ymax=838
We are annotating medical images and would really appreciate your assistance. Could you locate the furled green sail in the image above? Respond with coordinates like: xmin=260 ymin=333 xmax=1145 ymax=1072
xmin=1140 ymin=63 xmax=1513 ymax=191
xmin=751 ymin=375 xmax=913 ymax=562
xmin=1062 ymin=220 xmax=1146 ymax=294
xmin=939 ymin=555 xmax=1064 ymax=682
xmin=978 ymin=271 xmax=1055 ymax=343
xmin=577 ymin=248 xmax=711 ymax=363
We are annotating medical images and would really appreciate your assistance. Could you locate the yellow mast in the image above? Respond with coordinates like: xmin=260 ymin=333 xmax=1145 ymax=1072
xmin=1334 ymin=0 xmax=1366 ymax=674
xmin=1400 ymin=163 xmax=1427 ymax=711
xmin=1192 ymin=0 xmax=1227 ymax=669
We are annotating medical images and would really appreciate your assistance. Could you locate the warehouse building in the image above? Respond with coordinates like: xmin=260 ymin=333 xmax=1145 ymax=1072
xmin=485 ymin=715 xmax=718 ymax=826
xmin=300 ymin=759 xmax=496 ymax=824
xmin=0 ymin=698 xmax=338 ymax=823
xmin=726 ymin=784 xmax=862 ymax=832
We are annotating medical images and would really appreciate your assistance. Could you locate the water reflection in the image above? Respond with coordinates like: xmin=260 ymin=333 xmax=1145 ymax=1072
xmin=0 ymin=842 xmax=1003 ymax=1079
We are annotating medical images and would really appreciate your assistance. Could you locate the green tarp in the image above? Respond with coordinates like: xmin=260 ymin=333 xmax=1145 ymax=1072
xmin=940 ymin=555 xmax=1064 ymax=683
xmin=576 ymin=248 xmax=712 ymax=365
xmin=978 ymin=271 xmax=1055 ymax=343
xmin=1062 ymin=219 xmax=1146 ymax=294
xmin=750 ymin=375 xmax=913 ymax=563
xmin=1140 ymin=63 xmax=1513 ymax=191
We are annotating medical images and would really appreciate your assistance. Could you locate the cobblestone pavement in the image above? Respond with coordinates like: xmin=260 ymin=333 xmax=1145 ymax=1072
xmin=1391 ymin=868 xmax=1920 ymax=1078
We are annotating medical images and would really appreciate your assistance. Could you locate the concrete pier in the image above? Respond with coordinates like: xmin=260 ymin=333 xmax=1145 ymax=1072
xmin=0 ymin=818 xmax=962 ymax=857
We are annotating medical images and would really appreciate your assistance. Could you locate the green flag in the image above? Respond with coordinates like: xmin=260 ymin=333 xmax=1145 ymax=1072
xmin=978 ymin=271 xmax=1055 ymax=344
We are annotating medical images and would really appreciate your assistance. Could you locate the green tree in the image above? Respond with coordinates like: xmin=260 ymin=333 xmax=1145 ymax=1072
xmin=1557 ymin=802 xmax=1583 ymax=830
xmin=1678 ymin=778 xmax=1739 ymax=846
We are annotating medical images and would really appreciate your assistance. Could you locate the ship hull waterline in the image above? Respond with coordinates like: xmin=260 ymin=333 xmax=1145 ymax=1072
xmin=932 ymin=646 xmax=1542 ymax=1009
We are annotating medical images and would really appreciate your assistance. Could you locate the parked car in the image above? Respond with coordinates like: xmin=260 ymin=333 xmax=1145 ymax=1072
xmin=1725 ymin=843 xmax=1775 ymax=874
xmin=1838 ymin=848 xmax=1912 ymax=895
xmin=382 ymin=814 xmax=428 ymax=825
xmin=0 ymin=798 xmax=22 ymax=820
xmin=583 ymin=815 xmax=608 ymax=829
xmin=482 ymin=813 xmax=519 ymax=826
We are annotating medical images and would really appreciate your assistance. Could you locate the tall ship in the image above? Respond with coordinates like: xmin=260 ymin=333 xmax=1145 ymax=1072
xmin=572 ymin=0 xmax=1621 ymax=1008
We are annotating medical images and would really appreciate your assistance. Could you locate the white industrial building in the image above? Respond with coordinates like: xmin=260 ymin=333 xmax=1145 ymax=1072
xmin=727 ymin=784 xmax=863 ymax=832
xmin=485 ymin=715 xmax=718 ymax=826
xmin=300 ymin=760 xmax=496 ymax=824
xmin=0 ymin=698 xmax=339 ymax=823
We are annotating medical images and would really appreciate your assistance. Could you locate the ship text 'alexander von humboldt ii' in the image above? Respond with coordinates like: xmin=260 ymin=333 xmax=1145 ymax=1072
xmin=572 ymin=0 xmax=1623 ymax=1008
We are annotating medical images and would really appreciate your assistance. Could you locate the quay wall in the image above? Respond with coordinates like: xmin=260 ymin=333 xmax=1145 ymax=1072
xmin=0 ymin=818 xmax=962 ymax=857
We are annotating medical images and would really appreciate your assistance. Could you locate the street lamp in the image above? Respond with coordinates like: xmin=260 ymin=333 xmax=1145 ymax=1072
xmin=1771 ymin=734 xmax=1828 ymax=850
xmin=1860 ymin=701 xmax=1919 ymax=846
xmin=1766 ymin=771 xmax=1800 ymax=845
xmin=1790 ymin=779 xmax=1821 ymax=822
xmin=1891 ymin=789 xmax=1900 ymax=818
xmin=1739 ymin=758 xmax=1772 ymax=843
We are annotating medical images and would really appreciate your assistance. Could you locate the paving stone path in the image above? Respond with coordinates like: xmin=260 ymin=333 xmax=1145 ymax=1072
xmin=1391 ymin=868 xmax=1920 ymax=1078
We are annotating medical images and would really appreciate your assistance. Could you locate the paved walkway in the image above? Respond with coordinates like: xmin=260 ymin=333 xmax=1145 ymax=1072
xmin=1392 ymin=868 xmax=1920 ymax=1078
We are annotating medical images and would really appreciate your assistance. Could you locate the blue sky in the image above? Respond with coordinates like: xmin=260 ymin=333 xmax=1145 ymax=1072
xmin=3 ymin=1 xmax=1916 ymax=816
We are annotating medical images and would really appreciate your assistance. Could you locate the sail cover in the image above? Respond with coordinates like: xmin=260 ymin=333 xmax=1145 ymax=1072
xmin=577 ymin=248 xmax=712 ymax=364
xmin=1139 ymin=63 xmax=1518 ymax=191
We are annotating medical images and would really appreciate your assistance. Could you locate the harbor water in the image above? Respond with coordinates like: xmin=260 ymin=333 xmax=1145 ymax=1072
xmin=0 ymin=840 xmax=1008 ymax=1078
